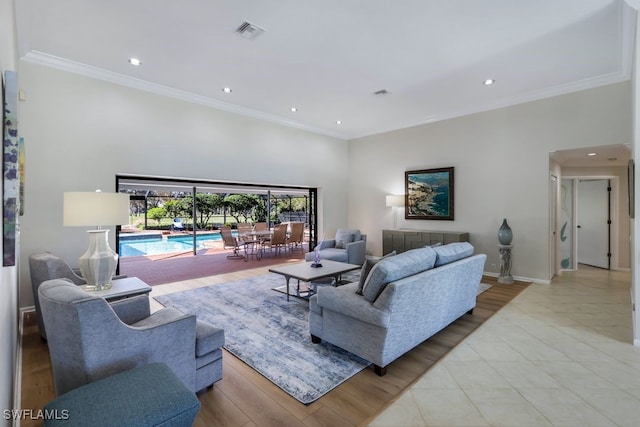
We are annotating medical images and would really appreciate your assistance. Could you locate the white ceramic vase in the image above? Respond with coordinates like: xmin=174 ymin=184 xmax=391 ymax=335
xmin=79 ymin=229 xmax=118 ymax=291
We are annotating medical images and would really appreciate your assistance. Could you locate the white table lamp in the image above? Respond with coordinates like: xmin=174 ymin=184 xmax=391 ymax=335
xmin=386 ymin=195 xmax=404 ymax=229
xmin=64 ymin=191 xmax=130 ymax=291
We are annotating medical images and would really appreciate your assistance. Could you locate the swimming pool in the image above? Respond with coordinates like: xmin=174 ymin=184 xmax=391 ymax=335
xmin=119 ymin=233 xmax=232 ymax=257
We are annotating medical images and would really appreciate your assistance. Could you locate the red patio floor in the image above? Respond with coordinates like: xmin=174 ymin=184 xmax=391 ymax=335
xmin=119 ymin=246 xmax=307 ymax=285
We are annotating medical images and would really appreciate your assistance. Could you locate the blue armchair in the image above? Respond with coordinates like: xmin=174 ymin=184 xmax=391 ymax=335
xmin=29 ymin=252 xmax=133 ymax=340
xmin=305 ymin=228 xmax=367 ymax=266
xmin=38 ymin=278 xmax=224 ymax=395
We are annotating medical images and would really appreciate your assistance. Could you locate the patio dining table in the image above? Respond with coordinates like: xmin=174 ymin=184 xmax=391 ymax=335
xmin=238 ymin=230 xmax=273 ymax=260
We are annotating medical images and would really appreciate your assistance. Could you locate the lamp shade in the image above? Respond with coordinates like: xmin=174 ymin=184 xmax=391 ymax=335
xmin=385 ymin=195 xmax=404 ymax=207
xmin=64 ymin=192 xmax=130 ymax=227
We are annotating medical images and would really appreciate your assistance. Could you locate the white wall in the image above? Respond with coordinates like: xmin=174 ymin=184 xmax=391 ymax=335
xmin=1 ymin=0 xmax=18 ymax=423
xmin=17 ymin=62 xmax=349 ymax=308
xmin=348 ymin=82 xmax=632 ymax=283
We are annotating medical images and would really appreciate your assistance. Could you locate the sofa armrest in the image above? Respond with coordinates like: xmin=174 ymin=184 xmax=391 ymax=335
xmin=110 ymin=295 xmax=151 ymax=325
xmin=345 ymin=239 xmax=366 ymax=265
xmin=316 ymin=283 xmax=390 ymax=327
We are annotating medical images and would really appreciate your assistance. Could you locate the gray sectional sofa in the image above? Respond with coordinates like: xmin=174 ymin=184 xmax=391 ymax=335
xmin=309 ymin=242 xmax=486 ymax=375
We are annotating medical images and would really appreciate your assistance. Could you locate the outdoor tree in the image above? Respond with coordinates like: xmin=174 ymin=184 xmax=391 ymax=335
xmin=163 ymin=199 xmax=182 ymax=220
xmin=224 ymin=194 xmax=259 ymax=223
xmin=180 ymin=193 xmax=224 ymax=229
xmin=253 ymin=195 xmax=268 ymax=222
xmin=147 ymin=206 xmax=167 ymax=228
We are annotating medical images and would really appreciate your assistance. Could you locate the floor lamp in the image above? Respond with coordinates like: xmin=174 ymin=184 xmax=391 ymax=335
xmin=386 ymin=195 xmax=404 ymax=229
xmin=63 ymin=191 xmax=130 ymax=291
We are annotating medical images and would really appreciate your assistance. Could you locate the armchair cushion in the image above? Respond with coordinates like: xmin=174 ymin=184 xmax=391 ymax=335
xmin=335 ymin=232 xmax=355 ymax=249
xmin=109 ymin=294 xmax=151 ymax=325
xmin=195 ymin=320 xmax=225 ymax=357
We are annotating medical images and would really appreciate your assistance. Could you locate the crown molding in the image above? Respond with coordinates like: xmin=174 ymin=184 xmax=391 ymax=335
xmin=21 ymin=51 xmax=349 ymax=141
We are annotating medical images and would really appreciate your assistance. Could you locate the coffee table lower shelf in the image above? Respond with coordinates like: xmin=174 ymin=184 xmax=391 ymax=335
xmin=269 ymin=260 xmax=361 ymax=301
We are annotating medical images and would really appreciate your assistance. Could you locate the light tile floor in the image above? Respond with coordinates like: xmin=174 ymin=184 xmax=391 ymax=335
xmin=370 ymin=266 xmax=640 ymax=427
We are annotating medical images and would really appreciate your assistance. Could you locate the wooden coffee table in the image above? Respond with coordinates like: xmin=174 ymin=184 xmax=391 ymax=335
xmin=269 ymin=260 xmax=361 ymax=301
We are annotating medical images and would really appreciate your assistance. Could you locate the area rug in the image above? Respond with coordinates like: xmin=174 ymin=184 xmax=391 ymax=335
xmin=153 ymin=273 xmax=370 ymax=404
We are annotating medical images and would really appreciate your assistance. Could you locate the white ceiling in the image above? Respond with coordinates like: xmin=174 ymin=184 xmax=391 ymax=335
xmin=14 ymin=0 xmax=636 ymax=140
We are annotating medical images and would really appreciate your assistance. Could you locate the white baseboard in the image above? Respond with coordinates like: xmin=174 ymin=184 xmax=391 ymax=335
xmin=482 ymin=271 xmax=550 ymax=285
xmin=13 ymin=307 xmax=37 ymax=427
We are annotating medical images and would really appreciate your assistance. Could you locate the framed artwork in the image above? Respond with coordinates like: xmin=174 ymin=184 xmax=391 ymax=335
xmin=405 ymin=167 xmax=454 ymax=220
xmin=3 ymin=70 xmax=19 ymax=266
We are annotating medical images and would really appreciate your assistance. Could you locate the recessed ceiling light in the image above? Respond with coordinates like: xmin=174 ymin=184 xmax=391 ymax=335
xmin=128 ymin=58 xmax=141 ymax=66
xmin=483 ymin=79 xmax=495 ymax=85
xmin=222 ymin=87 xmax=232 ymax=93
xmin=587 ymin=152 xmax=597 ymax=157
xmin=336 ymin=120 xmax=342 ymax=125
xmin=290 ymin=107 xmax=298 ymax=112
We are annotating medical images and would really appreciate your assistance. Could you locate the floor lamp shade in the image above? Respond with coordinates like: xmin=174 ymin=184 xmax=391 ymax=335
xmin=64 ymin=192 xmax=130 ymax=290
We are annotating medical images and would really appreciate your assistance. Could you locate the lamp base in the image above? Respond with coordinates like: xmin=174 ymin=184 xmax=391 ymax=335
xmin=79 ymin=229 xmax=118 ymax=292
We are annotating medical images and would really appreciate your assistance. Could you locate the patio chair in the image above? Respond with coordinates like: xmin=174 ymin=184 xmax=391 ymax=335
xmin=236 ymin=223 xmax=253 ymax=244
xmin=288 ymin=222 xmax=305 ymax=251
xmin=220 ymin=227 xmax=244 ymax=260
xmin=262 ymin=224 xmax=288 ymax=256
xmin=172 ymin=218 xmax=185 ymax=231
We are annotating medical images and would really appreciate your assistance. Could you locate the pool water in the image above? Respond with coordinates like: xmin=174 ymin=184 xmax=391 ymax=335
xmin=119 ymin=233 xmax=232 ymax=257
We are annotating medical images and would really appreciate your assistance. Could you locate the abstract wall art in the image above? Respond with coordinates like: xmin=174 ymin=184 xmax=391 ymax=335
xmin=3 ymin=70 xmax=19 ymax=266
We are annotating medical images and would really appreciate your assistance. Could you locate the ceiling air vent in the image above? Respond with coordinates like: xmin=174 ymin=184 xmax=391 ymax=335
xmin=235 ymin=21 xmax=265 ymax=40
xmin=373 ymin=89 xmax=391 ymax=96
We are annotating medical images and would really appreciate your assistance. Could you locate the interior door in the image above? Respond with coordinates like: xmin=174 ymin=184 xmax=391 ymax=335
xmin=577 ymin=179 xmax=610 ymax=269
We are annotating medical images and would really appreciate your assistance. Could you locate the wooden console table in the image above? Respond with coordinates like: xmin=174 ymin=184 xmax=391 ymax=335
xmin=382 ymin=229 xmax=469 ymax=255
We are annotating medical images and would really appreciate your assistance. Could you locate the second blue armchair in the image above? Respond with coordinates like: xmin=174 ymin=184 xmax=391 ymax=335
xmin=305 ymin=228 xmax=367 ymax=266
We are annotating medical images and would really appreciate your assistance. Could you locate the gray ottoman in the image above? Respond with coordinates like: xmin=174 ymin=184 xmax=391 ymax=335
xmin=44 ymin=363 xmax=200 ymax=427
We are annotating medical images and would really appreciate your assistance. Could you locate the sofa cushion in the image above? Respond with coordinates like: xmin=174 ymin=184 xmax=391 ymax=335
xmin=362 ymin=246 xmax=437 ymax=302
xmin=433 ymin=242 xmax=474 ymax=267
xmin=356 ymin=251 xmax=396 ymax=295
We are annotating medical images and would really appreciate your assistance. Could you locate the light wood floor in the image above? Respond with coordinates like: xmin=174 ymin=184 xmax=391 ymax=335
xmin=20 ymin=264 xmax=528 ymax=427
